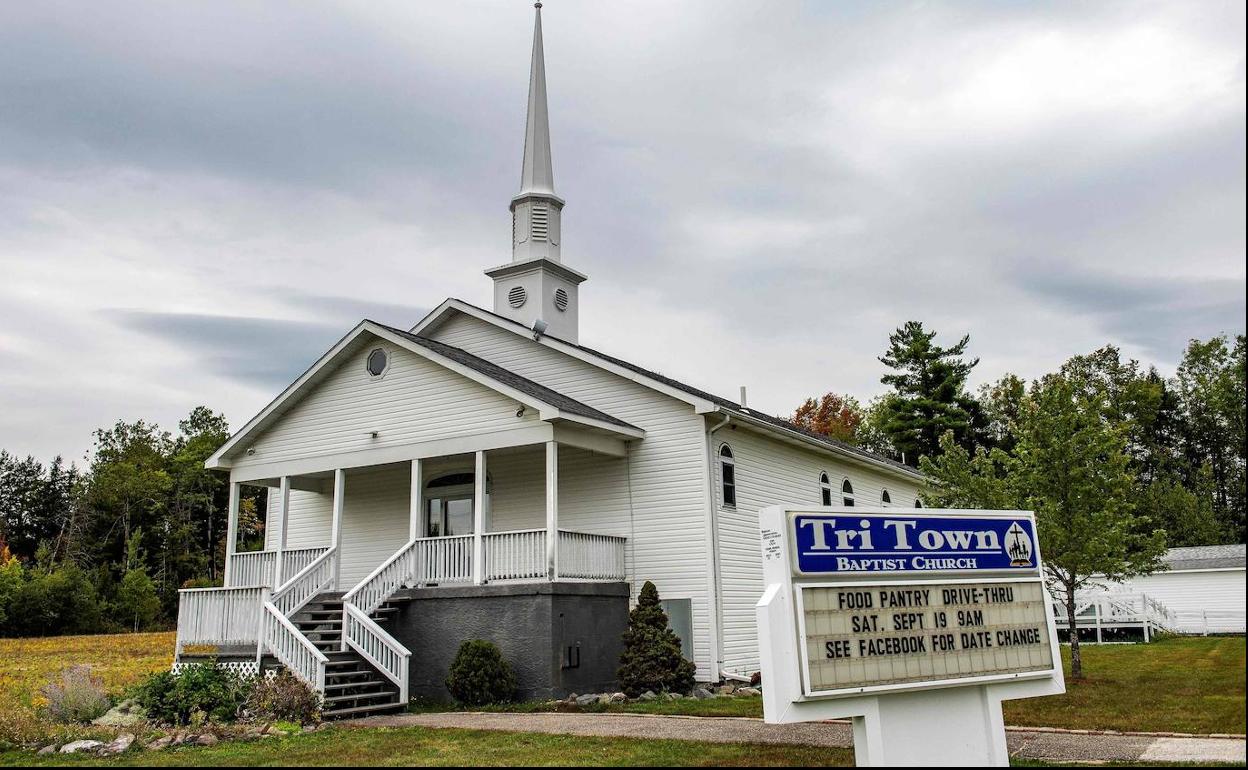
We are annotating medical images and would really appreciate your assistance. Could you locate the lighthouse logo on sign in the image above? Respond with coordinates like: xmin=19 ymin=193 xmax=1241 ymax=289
xmin=1006 ymin=521 xmax=1034 ymax=567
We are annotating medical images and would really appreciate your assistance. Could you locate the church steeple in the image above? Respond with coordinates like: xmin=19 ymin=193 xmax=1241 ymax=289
xmin=487 ymin=2 xmax=587 ymax=343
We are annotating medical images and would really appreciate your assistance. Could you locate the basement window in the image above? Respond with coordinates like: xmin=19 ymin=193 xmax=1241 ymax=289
xmin=366 ymin=348 xmax=389 ymax=378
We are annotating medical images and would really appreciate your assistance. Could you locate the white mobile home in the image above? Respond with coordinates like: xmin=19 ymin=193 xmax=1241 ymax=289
xmin=175 ymin=5 xmax=923 ymax=716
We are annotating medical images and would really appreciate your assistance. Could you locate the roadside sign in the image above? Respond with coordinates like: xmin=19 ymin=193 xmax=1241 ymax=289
xmin=756 ymin=507 xmax=1064 ymax=767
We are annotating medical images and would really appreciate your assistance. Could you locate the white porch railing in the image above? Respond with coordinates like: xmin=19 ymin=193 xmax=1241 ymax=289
xmin=227 ymin=551 xmax=276 ymax=587
xmin=262 ymin=601 xmax=327 ymax=691
xmin=226 ymin=546 xmax=330 ymax=588
xmin=174 ymin=586 xmax=269 ymax=656
xmin=413 ymin=534 xmax=475 ymax=585
xmin=271 ymin=547 xmax=338 ymax=617
xmin=484 ymin=529 xmax=547 ymax=581
xmin=1050 ymin=591 xmax=1177 ymax=642
xmin=343 ymin=604 xmax=410 ymax=703
xmin=558 ymin=530 xmax=627 ymax=580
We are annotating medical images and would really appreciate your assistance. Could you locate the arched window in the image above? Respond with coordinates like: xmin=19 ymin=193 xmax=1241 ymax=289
xmin=914 ymin=498 xmax=923 ymax=509
xmin=881 ymin=489 xmax=892 ymax=506
xmin=819 ymin=472 xmax=832 ymax=506
xmin=719 ymin=444 xmax=736 ymax=508
xmin=842 ymin=478 xmax=855 ymax=507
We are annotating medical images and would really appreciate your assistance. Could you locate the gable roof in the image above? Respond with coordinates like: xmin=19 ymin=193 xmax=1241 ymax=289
xmin=1163 ymin=544 xmax=1246 ymax=572
xmin=413 ymin=299 xmax=923 ymax=481
xmin=206 ymin=320 xmax=641 ymax=469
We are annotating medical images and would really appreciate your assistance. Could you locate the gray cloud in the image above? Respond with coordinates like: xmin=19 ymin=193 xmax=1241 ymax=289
xmin=0 ymin=0 xmax=1243 ymax=460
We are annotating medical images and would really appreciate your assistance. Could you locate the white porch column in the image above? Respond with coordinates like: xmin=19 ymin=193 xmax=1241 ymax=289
xmin=223 ymin=481 xmax=241 ymax=586
xmin=273 ymin=476 xmax=291 ymax=587
xmin=409 ymin=459 xmax=423 ymax=541
xmin=331 ymin=469 xmax=345 ymax=589
xmin=472 ymin=450 xmax=486 ymax=585
xmin=545 ymin=440 xmax=558 ymax=580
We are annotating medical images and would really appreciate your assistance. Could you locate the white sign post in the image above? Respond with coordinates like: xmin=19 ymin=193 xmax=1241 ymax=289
xmin=756 ymin=506 xmax=1064 ymax=766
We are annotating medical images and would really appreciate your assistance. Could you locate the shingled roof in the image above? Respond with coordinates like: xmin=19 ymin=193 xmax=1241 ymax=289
xmin=1163 ymin=544 xmax=1246 ymax=572
xmin=376 ymin=323 xmax=641 ymax=433
xmin=429 ymin=300 xmax=922 ymax=479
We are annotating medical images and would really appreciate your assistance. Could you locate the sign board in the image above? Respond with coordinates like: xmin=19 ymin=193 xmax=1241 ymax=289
xmin=755 ymin=507 xmax=1064 ymax=767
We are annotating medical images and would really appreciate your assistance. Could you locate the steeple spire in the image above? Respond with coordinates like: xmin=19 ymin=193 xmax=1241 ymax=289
xmin=519 ymin=2 xmax=555 ymax=196
xmin=487 ymin=1 xmax=587 ymax=343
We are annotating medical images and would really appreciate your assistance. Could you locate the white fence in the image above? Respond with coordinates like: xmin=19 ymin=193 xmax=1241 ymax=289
xmin=1171 ymin=609 xmax=1247 ymax=635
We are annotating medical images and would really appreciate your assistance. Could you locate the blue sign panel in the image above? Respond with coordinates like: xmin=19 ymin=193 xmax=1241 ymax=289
xmin=793 ymin=513 xmax=1038 ymax=574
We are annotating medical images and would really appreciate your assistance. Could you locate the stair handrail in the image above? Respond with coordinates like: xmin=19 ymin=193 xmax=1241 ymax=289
xmin=342 ymin=538 xmax=418 ymax=615
xmin=343 ymin=603 xmax=410 ymax=704
xmin=271 ymin=546 xmax=338 ymax=618
xmin=261 ymin=601 xmax=328 ymax=692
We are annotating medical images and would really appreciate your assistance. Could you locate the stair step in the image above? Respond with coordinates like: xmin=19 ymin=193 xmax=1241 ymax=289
xmin=324 ymin=690 xmax=398 ymax=705
xmin=324 ymin=680 xmax=390 ymax=693
xmin=323 ymin=699 xmax=403 ymax=719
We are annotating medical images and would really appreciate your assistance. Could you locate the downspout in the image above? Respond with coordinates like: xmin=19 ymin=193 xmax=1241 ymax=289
xmin=705 ymin=411 xmax=731 ymax=681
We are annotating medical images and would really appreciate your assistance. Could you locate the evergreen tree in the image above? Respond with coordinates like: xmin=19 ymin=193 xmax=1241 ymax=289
xmin=877 ymin=321 xmax=983 ymax=465
xmin=617 ymin=581 xmax=696 ymax=697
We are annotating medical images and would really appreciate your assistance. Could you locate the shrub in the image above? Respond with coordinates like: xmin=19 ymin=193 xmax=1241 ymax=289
xmin=445 ymin=639 xmax=517 ymax=706
xmin=40 ymin=666 xmax=111 ymax=724
xmin=133 ymin=661 xmax=253 ymax=725
xmin=617 ymin=581 xmax=697 ymax=697
xmin=246 ymin=670 xmax=321 ymax=724
xmin=5 ymin=564 xmax=103 ymax=637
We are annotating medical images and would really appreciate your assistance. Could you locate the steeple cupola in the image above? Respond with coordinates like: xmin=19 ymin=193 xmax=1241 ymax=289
xmin=486 ymin=2 xmax=587 ymax=343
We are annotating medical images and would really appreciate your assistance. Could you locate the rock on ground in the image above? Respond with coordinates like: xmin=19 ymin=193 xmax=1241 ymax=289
xmin=59 ymin=740 xmax=105 ymax=754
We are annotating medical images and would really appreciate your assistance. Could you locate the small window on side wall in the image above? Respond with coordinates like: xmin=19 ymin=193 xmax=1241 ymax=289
xmin=719 ymin=444 xmax=736 ymax=508
xmin=819 ymin=472 xmax=832 ymax=506
xmin=881 ymin=489 xmax=891 ymax=506
xmin=842 ymin=478 xmax=855 ymax=507
xmin=914 ymin=498 xmax=923 ymax=509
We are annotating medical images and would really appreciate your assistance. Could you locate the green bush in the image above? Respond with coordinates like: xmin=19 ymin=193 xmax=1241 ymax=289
xmin=246 ymin=670 xmax=321 ymax=724
xmin=133 ymin=661 xmax=253 ymax=725
xmin=5 ymin=564 xmax=103 ymax=637
xmin=445 ymin=639 xmax=517 ymax=706
xmin=40 ymin=666 xmax=111 ymax=724
xmin=617 ymin=581 xmax=697 ymax=697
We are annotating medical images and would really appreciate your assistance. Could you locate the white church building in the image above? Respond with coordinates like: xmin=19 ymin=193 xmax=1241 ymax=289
xmin=176 ymin=5 xmax=923 ymax=717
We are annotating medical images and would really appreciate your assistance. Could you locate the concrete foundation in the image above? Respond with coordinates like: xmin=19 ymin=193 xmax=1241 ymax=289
xmin=389 ymin=581 xmax=630 ymax=702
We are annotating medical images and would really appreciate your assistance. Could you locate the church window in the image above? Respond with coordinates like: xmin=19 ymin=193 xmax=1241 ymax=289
xmin=819 ymin=472 xmax=832 ymax=506
xmin=842 ymin=478 xmax=855 ymax=507
xmin=366 ymin=348 xmax=389 ymax=378
xmin=719 ymin=444 xmax=736 ymax=508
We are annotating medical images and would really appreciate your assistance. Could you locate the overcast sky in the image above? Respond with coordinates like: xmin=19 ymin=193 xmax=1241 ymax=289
xmin=1 ymin=0 xmax=1244 ymax=462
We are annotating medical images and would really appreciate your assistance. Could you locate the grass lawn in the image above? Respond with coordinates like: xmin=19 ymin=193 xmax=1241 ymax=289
xmin=0 ymin=725 xmax=856 ymax=767
xmin=478 ymin=636 xmax=1246 ymax=735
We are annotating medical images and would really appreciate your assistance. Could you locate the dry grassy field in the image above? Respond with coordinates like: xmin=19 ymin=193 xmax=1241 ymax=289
xmin=0 ymin=632 xmax=174 ymax=746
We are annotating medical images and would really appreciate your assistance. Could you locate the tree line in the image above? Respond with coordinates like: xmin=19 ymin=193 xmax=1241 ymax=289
xmin=791 ymin=327 xmax=1244 ymax=677
xmin=0 ymin=407 xmax=265 ymax=637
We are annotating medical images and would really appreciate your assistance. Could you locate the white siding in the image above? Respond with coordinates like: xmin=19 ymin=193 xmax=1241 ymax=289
xmin=713 ymin=423 xmax=922 ymax=676
xmin=430 ymin=312 xmax=715 ymax=678
xmin=233 ymin=339 xmax=539 ymax=469
xmin=263 ymin=487 xmax=332 ymax=552
xmin=339 ymin=465 xmax=410 ymax=587
xmin=1111 ymin=569 xmax=1246 ymax=633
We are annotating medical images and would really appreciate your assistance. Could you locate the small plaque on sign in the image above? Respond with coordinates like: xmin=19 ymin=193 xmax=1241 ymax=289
xmin=797 ymin=579 xmax=1054 ymax=696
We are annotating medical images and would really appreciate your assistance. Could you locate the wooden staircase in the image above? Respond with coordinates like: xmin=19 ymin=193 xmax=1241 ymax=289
xmin=287 ymin=592 xmax=406 ymax=719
